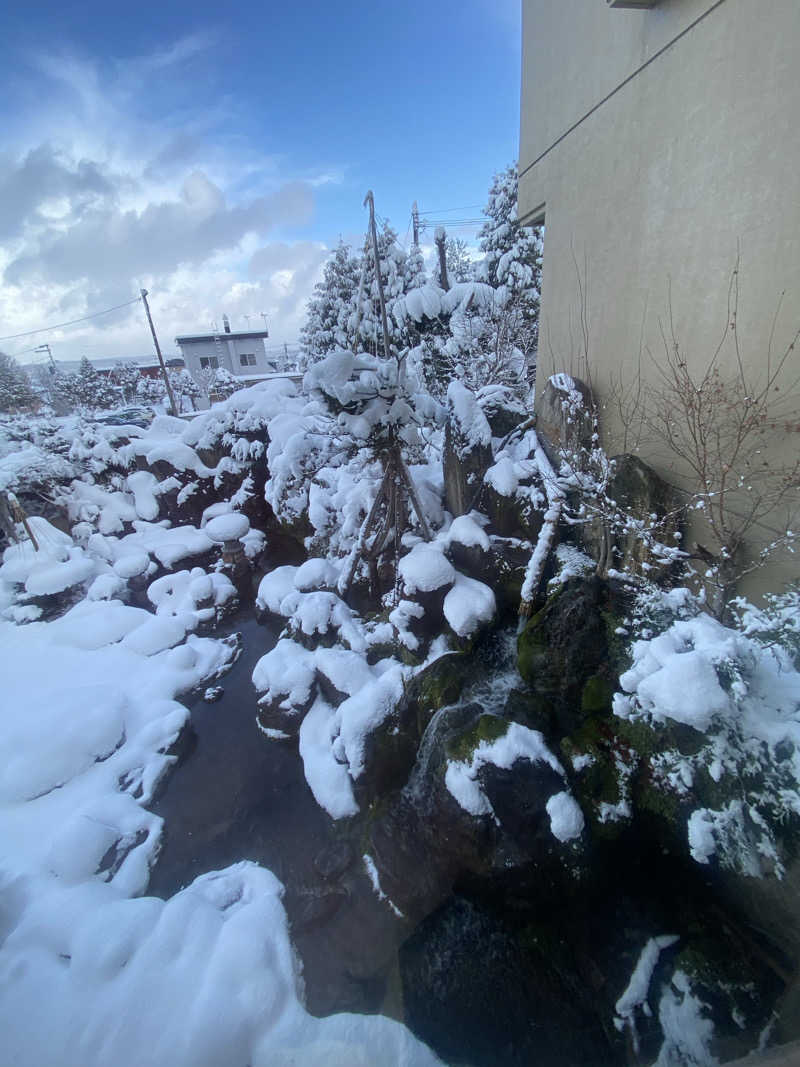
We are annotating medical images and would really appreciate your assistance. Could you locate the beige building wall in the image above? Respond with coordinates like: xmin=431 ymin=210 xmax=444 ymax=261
xmin=519 ymin=0 xmax=800 ymax=594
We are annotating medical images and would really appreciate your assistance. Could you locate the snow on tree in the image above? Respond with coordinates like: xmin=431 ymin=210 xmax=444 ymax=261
xmin=60 ymin=357 xmax=117 ymax=413
xmin=109 ymin=361 xmax=144 ymax=403
xmin=299 ymin=241 xmax=361 ymax=366
xmin=477 ymin=163 xmax=543 ymax=380
xmin=169 ymin=369 xmax=201 ymax=413
xmin=211 ymin=368 xmax=238 ymax=400
xmin=445 ymin=237 xmax=475 ymax=284
xmin=342 ymin=222 xmax=411 ymax=358
xmin=403 ymin=242 xmax=428 ymax=292
xmin=0 ymin=353 xmax=37 ymax=413
xmin=136 ymin=374 xmax=167 ymax=407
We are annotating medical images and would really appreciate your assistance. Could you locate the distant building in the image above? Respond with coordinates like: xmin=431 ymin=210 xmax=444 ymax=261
xmin=21 ymin=357 xmax=184 ymax=381
xmin=175 ymin=315 xmax=274 ymax=381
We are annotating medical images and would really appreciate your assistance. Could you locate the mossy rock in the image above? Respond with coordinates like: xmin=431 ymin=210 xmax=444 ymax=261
xmin=355 ymin=653 xmax=467 ymax=807
xmin=445 ymin=712 xmax=508 ymax=764
xmin=581 ymin=674 xmax=614 ymax=715
xmin=517 ymin=576 xmax=632 ymax=736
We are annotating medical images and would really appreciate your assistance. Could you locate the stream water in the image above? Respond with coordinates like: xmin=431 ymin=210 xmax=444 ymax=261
xmin=148 ymin=615 xmax=335 ymax=898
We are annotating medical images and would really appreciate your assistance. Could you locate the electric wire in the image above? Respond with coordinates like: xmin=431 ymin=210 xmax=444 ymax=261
xmin=0 ymin=296 xmax=142 ymax=343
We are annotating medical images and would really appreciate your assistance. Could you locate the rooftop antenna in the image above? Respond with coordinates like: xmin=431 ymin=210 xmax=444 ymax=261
xmin=260 ymin=312 xmax=268 ymax=331
xmin=244 ymin=314 xmax=251 ymax=330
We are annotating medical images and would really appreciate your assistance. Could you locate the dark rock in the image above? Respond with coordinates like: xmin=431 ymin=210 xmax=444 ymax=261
xmin=255 ymin=699 xmax=306 ymax=739
xmin=535 ymin=374 xmax=594 ymax=467
xmin=479 ymin=758 xmax=565 ymax=849
xmin=355 ymin=652 xmax=466 ymax=806
xmin=477 ymin=385 xmax=529 ymax=439
xmin=399 ymin=896 xmax=608 ymax=1067
xmin=448 ymin=538 xmax=533 ymax=615
xmin=517 ymin=575 xmax=632 ymax=735
xmin=575 ymin=453 xmax=684 ymax=579
xmin=313 ymin=841 xmax=355 ymax=881
xmin=481 ymin=480 xmax=545 ymax=541
xmin=287 ymin=889 xmax=348 ymax=930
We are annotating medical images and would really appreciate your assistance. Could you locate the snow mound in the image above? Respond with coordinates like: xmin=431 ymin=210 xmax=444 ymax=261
xmin=445 ymin=721 xmax=566 ymax=821
xmin=205 ymin=512 xmax=250 ymax=542
xmin=546 ymin=791 xmax=585 ymax=842
xmin=399 ymin=544 xmax=455 ymax=594
xmin=443 ymin=573 xmax=496 ymax=637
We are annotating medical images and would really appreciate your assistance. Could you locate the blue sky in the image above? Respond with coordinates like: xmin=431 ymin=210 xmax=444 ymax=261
xmin=0 ymin=0 xmax=521 ymax=360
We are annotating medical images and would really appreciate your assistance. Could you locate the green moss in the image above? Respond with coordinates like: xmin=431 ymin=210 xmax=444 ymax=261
xmin=581 ymin=675 xmax=614 ymax=715
xmin=414 ymin=653 xmax=466 ymax=712
xmin=516 ymin=602 xmax=553 ymax=684
xmin=446 ymin=714 xmax=509 ymax=764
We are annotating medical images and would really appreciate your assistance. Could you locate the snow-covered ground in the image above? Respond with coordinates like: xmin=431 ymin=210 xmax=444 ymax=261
xmin=0 ymin=456 xmax=441 ymax=1064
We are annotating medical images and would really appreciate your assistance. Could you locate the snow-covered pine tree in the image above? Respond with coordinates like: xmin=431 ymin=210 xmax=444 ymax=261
xmin=343 ymin=221 xmax=409 ymax=359
xmin=403 ymin=242 xmax=428 ymax=292
xmin=477 ymin=163 xmax=543 ymax=382
xmin=445 ymin=237 xmax=475 ymax=284
xmin=68 ymin=356 xmax=117 ymax=412
xmin=169 ymin=369 xmax=201 ymax=412
xmin=136 ymin=374 xmax=167 ymax=407
xmin=211 ymin=368 xmax=238 ymax=400
xmin=299 ymin=241 xmax=361 ymax=366
xmin=109 ymin=361 xmax=144 ymax=403
xmin=0 ymin=353 xmax=37 ymax=413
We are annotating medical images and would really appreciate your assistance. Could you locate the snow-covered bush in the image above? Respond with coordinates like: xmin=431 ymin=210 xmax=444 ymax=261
xmin=614 ymin=609 xmax=800 ymax=877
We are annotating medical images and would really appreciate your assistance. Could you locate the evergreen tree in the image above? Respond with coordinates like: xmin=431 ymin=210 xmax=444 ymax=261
xmin=109 ymin=361 xmax=144 ymax=403
xmin=211 ymin=368 xmax=238 ymax=400
xmin=343 ymin=222 xmax=410 ymax=358
xmin=169 ymin=369 xmax=201 ymax=412
xmin=299 ymin=241 xmax=361 ymax=365
xmin=0 ymin=353 xmax=37 ymax=413
xmin=136 ymin=375 xmax=167 ymax=407
xmin=445 ymin=237 xmax=475 ymax=283
xmin=403 ymin=242 xmax=428 ymax=291
xmin=477 ymin=163 xmax=543 ymax=379
xmin=66 ymin=356 xmax=117 ymax=412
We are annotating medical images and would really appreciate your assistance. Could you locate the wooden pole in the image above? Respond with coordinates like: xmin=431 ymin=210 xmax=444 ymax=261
xmin=434 ymin=226 xmax=450 ymax=292
xmin=363 ymin=191 xmax=393 ymax=362
xmin=140 ymin=288 xmax=178 ymax=416
xmin=412 ymin=201 xmax=420 ymax=247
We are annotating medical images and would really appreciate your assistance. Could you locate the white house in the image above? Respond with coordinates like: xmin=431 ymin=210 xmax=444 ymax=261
xmin=175 ymin=315 xmax=274 ymax=381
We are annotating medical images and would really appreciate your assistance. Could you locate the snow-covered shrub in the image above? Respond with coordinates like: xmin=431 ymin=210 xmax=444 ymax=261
xmin=614 ymin=610 xmax=800 ymax=877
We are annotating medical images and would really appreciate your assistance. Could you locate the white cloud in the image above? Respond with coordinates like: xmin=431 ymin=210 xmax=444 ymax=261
xmin=0 ymin=39 xmax=334 ymax=361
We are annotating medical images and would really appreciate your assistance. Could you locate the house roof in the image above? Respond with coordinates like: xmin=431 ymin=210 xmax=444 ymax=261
xmin=22 ymin=356 xmax=184 ymax=374
xmin=175 ymin=331 xmax=269 ymax=344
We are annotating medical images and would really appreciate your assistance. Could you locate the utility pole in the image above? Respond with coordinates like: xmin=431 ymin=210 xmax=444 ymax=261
xmin=140 ymin=289 xmax=178 ymax=416
xmin=412 ymin=201 xmax=420 ymax=247
xmin=34 ymin=343 xmax=56 ymax=374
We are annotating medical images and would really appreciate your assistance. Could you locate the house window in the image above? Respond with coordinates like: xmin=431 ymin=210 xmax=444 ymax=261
xmin=239 ymin=353 xmax=257 ymax=366
xmin=200 ymin=356 xmax=219 ymax=369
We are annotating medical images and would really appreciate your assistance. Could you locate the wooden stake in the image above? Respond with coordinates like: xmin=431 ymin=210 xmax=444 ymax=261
xmin=434 ymin=226 xmax=450 ymax=292
xmin=363 ymin=191 xmax=393 ymax=362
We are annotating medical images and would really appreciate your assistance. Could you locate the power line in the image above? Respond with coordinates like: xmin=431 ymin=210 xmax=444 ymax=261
xmin=417 ymin=204 xmax=484 ymax=215
xmin=0 ymin=296 xmax=142 ymax=343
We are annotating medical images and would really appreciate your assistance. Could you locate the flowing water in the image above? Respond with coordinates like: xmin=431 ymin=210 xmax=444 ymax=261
xmin=147 ymin=615 xmax=336 ymax=898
